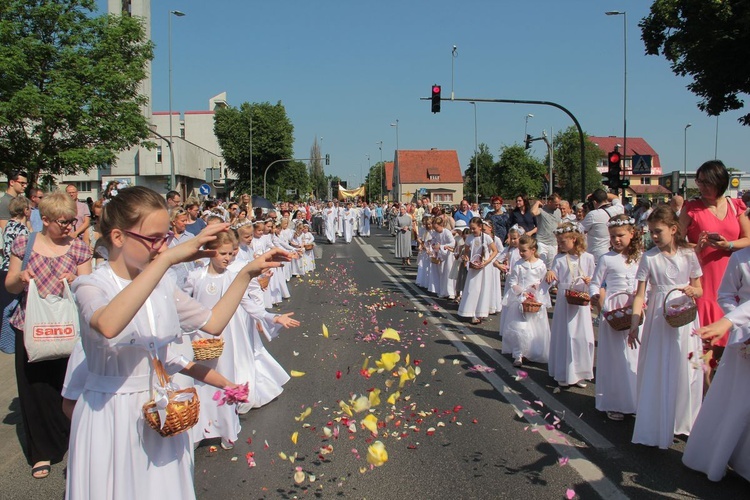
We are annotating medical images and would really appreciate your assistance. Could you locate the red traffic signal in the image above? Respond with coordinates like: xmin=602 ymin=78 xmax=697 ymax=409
xmin=608 ymin=151 xmax=621 ymax=164
xmin=431 ymin=84 xmax=441 ymax=113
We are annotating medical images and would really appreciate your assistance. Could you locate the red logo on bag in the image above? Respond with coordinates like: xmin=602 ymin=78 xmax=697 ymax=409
xmin=33 ymin=323 xmax=76 ymax=340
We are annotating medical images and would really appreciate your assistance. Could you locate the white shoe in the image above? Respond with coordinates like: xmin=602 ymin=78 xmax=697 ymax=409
xmin=513 ymin=357 xmax=523 ymax=367
xmin=221 ymin=439 xmax=234 ymax=450
xmin=575 ymin=381 xmax=587 ymax=388
xmin=237 ymin=402 xmax=252 ymax=415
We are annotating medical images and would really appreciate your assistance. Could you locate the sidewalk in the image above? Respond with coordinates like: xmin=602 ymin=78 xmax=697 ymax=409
xmin=0 ymin=351 xmax=67 ymax=498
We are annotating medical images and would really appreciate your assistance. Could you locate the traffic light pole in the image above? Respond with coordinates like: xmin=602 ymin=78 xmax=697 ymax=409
xmin=264 ymin=157 xmax=320 ymax=199
xmin=424 ymin=96 xmax=587 ymax=202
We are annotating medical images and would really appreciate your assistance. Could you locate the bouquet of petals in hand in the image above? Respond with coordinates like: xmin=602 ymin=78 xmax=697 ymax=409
xmin=213 ymin=383 xmax=250 ymax=406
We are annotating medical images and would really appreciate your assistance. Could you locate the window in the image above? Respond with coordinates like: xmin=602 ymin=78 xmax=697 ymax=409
xmin=74 ymin=181 xmax=92 ymax=192
xmin=433 ymin=193 xmax=453 ymax=202
xmin=156 ymin=145 xmax=163 ymax=163
xmin=429 ymin=174 xmax=440 ymax=180
xmin=641 ymin=177 xmax=651 ymax=185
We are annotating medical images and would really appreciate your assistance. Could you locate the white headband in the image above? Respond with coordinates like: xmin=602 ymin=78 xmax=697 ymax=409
xmin=606 ymin=218 xmax=636 ymax=227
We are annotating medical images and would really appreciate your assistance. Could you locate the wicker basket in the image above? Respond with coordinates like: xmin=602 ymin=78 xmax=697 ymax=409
xmin=142 ymin=358 xmax=200 ymax=437
xmin=565 ymin=277 xmax=590 ymax=306
xmin=522 ymin=299 xmax=542 ymax=313
xmin=192 ymin=337 xmax=225 ymax=361
xmin=663 ymin=288 xmax=697 ymax=328
xmin=430 ymin=257 xmax=442 ymax=264
xmin=304 ymin=244 xmax=314 ymax=251
xmin=257 ymin=274 xmax=271 ymax=290
xmin=603 ymin=291 xmax=644 ymax=331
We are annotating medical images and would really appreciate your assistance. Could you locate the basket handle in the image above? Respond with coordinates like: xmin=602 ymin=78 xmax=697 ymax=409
xmin=603 ymin=290 xmax=633 ymax=310
xmin=661 ymin=287 xmax=694 ymax=316
xmin=151 ymin=357 xmax=170 ymax=389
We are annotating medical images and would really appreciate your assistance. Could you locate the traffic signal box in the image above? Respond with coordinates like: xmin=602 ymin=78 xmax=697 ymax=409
xmin=603 ymin=149 xmax=622 ymax=192
xmin=431 ymin=85 xmax=441 ymax=113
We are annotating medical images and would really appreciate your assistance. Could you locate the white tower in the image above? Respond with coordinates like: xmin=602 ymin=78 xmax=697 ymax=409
xmin=108 ymin=0 xmax=152 ymax=121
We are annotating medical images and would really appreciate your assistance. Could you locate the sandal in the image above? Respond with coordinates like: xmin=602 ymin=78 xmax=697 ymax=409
xmin=470 ymin=318 xmax=481 ymax=325
xmin=31 ymin=462 xmax=51 ymax=479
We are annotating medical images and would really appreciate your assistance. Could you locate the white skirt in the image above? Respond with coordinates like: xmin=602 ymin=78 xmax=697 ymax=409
xmin=595 ymin=318 xmax=639 ymax=414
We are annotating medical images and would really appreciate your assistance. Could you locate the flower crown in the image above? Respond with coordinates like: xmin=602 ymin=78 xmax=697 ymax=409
xmin=554 ymin=224 xmax=582 ymax=234
xmin=606 ymin=218 xmax=636 ymax=227
xmin=509 ymin=224 xmax=526 ymax=235
xmin=231 ymin=219 xmax=254 ymax=230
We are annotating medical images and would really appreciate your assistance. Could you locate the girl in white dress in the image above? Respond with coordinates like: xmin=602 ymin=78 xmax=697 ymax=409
xmin=430 ymin=216 xmax=456 ymax=299
xmin=448 ymin=221 xmax=467 ymax=302
xmin=288 ymin=223 xmax=305 ymax=277
xmin=589 ymin=215 xmax=642 ymax=421
xmin=682 ymin=246 xmax=750 ymax=481
xmin=501 ymin=235 xmax=550 ymax=366
xmin=275 ymin=219 xmax=295 ymax=282
xmin=415 ymin=216 xmax=433 ymax=288
xmin=483 ymin=221 xmax=504 ymax=315
xmin=263 ymin=220 xmax=290 ymax=302
xmin=66 ymin=186 xmax=291 ymax=500
xmin=497 ymin=226 xmax=522 ymax=338
xmin=299 ymin=223 xmax=316 ymax=274
xmin=187 ymin=232 xmax=299 ymax=444
xmin=546 ymin=223 xmax=596 ymax=387
xmin=458 ymin=217 xmax=499 ymax=325
xmin=628 ymin=205 xmax=703 ymax=449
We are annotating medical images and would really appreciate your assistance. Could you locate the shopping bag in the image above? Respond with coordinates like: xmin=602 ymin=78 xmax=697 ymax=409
xmin=23 ymin=279 xmax=79 ymax=362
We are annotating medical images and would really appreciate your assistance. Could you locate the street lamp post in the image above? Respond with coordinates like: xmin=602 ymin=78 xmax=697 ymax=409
xmin=390 ymin=120 xmax=399 ymax=202
xmin=365 ymin=154 xmax=370 ymax=200
xmin=376 ymin=141 xmax=383 ymax=202
xmin=168 ymin=10 xmax=185 ymax=192
xmin=470 ymin=102 xmax=478 ymax=204
xmin=606 ymin=10 xmax=627 ymax=202
xmin=684 ymin=123 xmax=692 ymax=197
xmin=524 ymin=113 xmax=533 ymax=139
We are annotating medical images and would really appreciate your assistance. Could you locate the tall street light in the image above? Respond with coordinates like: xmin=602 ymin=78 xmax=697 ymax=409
xmin=606 ymin=10 xmax=627 ymax=201
xmin=524 ymin=113 xmax=534 ymax=139
xmin=470 ymin=102 xmax=478 ymax=204
xmin=390 ymin=120 xmax=399 ymax=201
xmin=376 ymin=141 xmax=383 ymax=203
xmin=684 ymin=123 xmax=692 ymax=197
xmin=168 ymin=10 xmax=185 ymax=192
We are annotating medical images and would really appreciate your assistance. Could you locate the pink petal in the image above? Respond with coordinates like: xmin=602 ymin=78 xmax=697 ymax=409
xmin=566 ymin=488 xmax=576 ymax=499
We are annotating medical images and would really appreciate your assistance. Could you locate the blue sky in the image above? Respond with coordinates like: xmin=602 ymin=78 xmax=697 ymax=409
xmin=100 ymin=1 xmax=748 ymax=187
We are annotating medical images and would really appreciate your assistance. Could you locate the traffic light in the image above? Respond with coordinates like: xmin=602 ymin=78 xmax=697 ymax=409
xmin=603 ymin=149 xmax=622 ymax=191
xmin=431 ymin=85 xmax=441 ymax=113
xmin=325 ymin=154 xmax=330 ymax=166
xmin=524 ymin=134 xmax=532 ymax=150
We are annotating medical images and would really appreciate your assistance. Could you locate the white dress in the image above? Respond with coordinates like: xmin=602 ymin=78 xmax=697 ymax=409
xmin=488 ymin=236 xmax=504 ymax=315
xmin=274 ymin=230 xmax=296 ymax=282
xmin=250 ymin=235 xmax=278 ymax=306
xmin=324 ymin=207 xmax=337 ymax=243
xmin=416 ymin=227 xmax=431 ymax=288
xmin=682 ymin=248 xmax=750 ymax=480
xmin=547 ymin=252 xmax=596 ymax=385
xmin=300 ymin=232 xmax=316 ymax=273
xmin=589 ymin=251 xmax=640 ymax=414
xmin=631 ymin=247 xmax=703 ymax=449
xmin=67 ymin=264 xmax=208 ymax=500
xmin=431 ymin=228 xmax=456 ymax=299
xmin=500 ymin=258 xmax=550 ymax=362
xmin=342 ymin=209 xmax=355 ymax=243
xmin=458 ymin=234 xmax=494 ymax=319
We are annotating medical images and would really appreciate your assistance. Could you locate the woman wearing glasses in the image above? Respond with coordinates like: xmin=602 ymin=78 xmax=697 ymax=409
xmin=5 ymin=192 xmax=92 ymax=479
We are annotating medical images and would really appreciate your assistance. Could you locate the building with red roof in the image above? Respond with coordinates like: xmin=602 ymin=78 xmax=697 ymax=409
xmin=393 ymin=149 xmax=464 ymax=204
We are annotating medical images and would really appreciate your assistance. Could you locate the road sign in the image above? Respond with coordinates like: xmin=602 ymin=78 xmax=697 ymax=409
xmin=631 ymin=155 xmax=652 ymax=175
xmin=199 ymin=183 xmax=212 ymax=196
xmin=730 ymin=177 xmax=740 ymax=188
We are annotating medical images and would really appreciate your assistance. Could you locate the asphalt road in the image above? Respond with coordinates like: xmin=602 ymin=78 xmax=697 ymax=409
xmin=193 ymin=227 xmax=749 ymax=499
xmin=0 ymin=225 xmax=746 ymax=499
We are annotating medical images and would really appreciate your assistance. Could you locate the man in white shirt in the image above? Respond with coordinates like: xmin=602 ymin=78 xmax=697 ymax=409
xmin=580 ymin=189 xmax=624 ymax=260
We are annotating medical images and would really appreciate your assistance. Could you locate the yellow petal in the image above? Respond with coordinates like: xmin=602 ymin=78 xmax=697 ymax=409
xmin=290 ymin=370 xmax=306 ymax=377
xmin=339 ymin=400 xmax=353 ymax=416
xmin=295 ymin=407 xmax=312 ymax=422
xmin=362 ymin=357 xmax=370 ymax=370
xmin=322 ymin=324 xmax=329 ymax=338
xmin=366 ymin=441 xmax=388 ymax=467
xmin=351 ymin=395 xmax=371 ymax=413
xmin=387 ymin=391 xmax=400 ymax=405
xmin=279 ymin=452 xmax=288 ymax=460
xmin=368 ymin=388 xmax=381 ymax=407
xmin=405 ymin=353 xmax=410 ymax=366
xmin=380 ymin=328 xmax=401 ymax=342
xmin=291 ymin=431 xmax=299 ymax=445
xmin=375 ymin=352 xmax=400 ymax=371
xmin=294 ymin=469 xmax=305 ymax=484
xmin=362 ymin=414 xmax=378 ymax=434
xmin=322 ymin=427 xmax=332 ymax=437
xmin=398 ymin=366 xmax=417 ymax=388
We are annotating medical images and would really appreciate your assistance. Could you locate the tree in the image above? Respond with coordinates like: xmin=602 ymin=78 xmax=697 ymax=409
xmin=547 ymin=126 xmax=603 ymax=202
xmin=272 ymin=160 xmax=309 ymax=201
xmin=496 ymin=145 xmax=547 ymax=201
xmin=462 ymin=143 xmax=497 ymax=201
xmin=308 ymin=137 xmax=327 ymax=200
xmin=640 ymin=0 xmax=750 ymax=125
xmin=214 ymin=101 xmax=294 ymax=195
xmin=365 ymin=161 xmax=386 ymax=203
xmin=0 ymin=0 xmax=154 ymax=185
